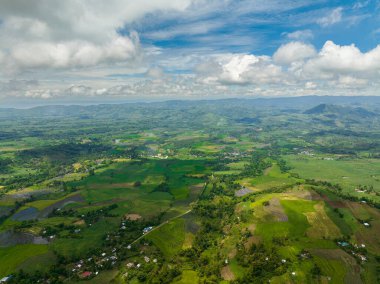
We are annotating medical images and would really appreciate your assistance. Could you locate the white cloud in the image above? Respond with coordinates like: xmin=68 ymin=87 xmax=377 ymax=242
xmin=0 ymin=0 xmax=197 ymax=74
xmin=146 ymin=67 xmax=165 ymax=78
xmin=317 ymin=7 xmax=343 ymax=27
xmin=0 ymin=51 xmax=4 ymax=64
xmin=305 ymin=81 xmax=317 ymax=89
xmin=7 ymin=33 xmax=140 ymax=71
xmin=0 ymin=1 xmax=379 ymax=101
xmin=193 ymin=40 xmax=380 ymax=96
xmin=197 ymin=53 xmax=286 ymax=86
xmin=273 ymin=42 xmax=316 ymax=65
xmin=284 ymin=30 xmax=313 ymax=41
xmin=145 ymin=20 xmax=224 ymax=40
xmin=353 ymin=1 xmax=370 ymax=10
xmin=220 ymin=54 xmax=259 ymax=83
xmin=303 ymin=41 xmax=380 ymax=76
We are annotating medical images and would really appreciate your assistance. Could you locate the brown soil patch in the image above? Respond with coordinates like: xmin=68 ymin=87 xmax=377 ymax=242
xmin=320 ymin=194 xmax=346 ymax=208
xmin=311 ymin=248 xmax=362 ymax=284
xmin=264 ymin=198 xmax=288 ymax=222
xmin=189 ymin=184 xmax=203 ymax=190
xmin=89 ymin=182 xmax=135 ymax=189
xmin=74 ymin=219 xmax=85 ymax=226
xmin=223 ymin=224 xmax=232 ymax=234
xmin=248 ymin=224 xmax=256 ymax=234
xmin=124 ymin=214 xmax=142 ymax=221
xmin=221 ymin=265 xmax=235 ymax=281
xmin=228 ymin=248 xmax=237 ymax=259
xmin=309 ymin=190 xmax=323 ymax=201
xmin=263 ymin=166 xmax=272 ymax=176
xmin=235 ymin=187 xmax=253 ymax=197
xmin=294 ymin=189 xmax=313 ymax=200
xmin=244 ymin=236 xmax=261 ymax=249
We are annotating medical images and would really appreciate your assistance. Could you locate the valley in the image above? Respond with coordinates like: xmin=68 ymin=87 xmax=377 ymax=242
xmin=0 ymin=96 xmax=380 ymax=283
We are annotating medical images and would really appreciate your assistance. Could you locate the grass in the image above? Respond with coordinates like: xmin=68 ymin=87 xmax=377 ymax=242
xmin=304 ymin=202 xmax=342 ymax=239
xmin=17 ymin=250 xmax=56 ymax=273
xmin=0 ymin=244 xmax=49 ymax=277
xmin=229 ymin=259 xmax=246 ymax=279
xmin=286 ymin=155 xmax=380 ymax=201
xmin=239 ymin=164 xmax=299 ymax=191
xmin=146 ymin=218 xmax=185 ymax=259
xmin=255 ymin=198 xmax=316 ymax=242
xmin=173 ymin=270 xmax=199 ymax=284
xmin=313 ymin=255 xmax=347 ymax=284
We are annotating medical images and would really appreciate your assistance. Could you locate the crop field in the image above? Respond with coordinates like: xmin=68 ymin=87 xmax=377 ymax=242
xmin=285 ymin=155 xmax=380 ymax=201
xmin=0 ymin=244 xmax=49 ymax=277
xmin=146 ymin=218 xmax=186 ymax=259
xmin=239 ymin=164 xmax=299 ymax=191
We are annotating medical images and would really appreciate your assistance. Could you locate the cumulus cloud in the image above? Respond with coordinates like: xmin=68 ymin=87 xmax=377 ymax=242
xmin=273 ymin=42 xmax=316 ymax=65
xmin=194 ymin=40 xmax=380 ymax=95
xmin=8 ymin=33 xmax=140 ymax=70
xmin=303 ymin=41 xmax=380 ymax=76
xmin=317 ymin=7 xmax=343 ymax=27
xmin=0 ymin=0 xmax=196 ymax=73
xmin=197 ymin=53 xmax=286 ymax=86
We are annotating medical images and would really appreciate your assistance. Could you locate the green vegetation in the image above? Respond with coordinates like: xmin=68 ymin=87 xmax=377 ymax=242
xmin=0 ymin=98 xmax=380 ymax=283
xmin=0 ymin=245 xmax=49 ymax=277
xmin=146 ymin=218 xmax=186 ymax=259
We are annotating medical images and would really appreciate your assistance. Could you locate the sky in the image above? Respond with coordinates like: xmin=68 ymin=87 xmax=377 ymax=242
xmin=0 ymin=0 xmax=380 ymax=106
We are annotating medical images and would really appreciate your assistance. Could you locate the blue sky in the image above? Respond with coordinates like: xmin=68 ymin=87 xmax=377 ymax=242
xmin=0 ymin=0 xmax=380 ymax=104
xmin=127 ymin=0 xmax=379 ymax=53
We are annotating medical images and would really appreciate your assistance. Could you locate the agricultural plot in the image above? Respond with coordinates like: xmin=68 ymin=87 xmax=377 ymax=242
xmin=0 ymin=244 xmax=49 ymax=277
xmin=146 ymin=218 xmax=186 ymax=259
xmin=285 ymin=155 xmax=380 ymax=202
xmin=239 ymin=164 xmax=299 ymax=191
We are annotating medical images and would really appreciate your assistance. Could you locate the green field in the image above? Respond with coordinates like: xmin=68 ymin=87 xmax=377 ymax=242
xmin=0 ymin=245 xmax=49 ymax=277
xmin=146 ymin=218 xmax=186 ymax=259
xmin=239 ymin=164 xmax=299 ymax=191
xmin=286 ymin=155 xmax=380 ymax=201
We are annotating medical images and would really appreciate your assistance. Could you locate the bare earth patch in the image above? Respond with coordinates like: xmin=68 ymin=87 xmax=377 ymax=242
xmin=124 ymin=213 xmax=142 ymax=221
xmin=235 ymin=187 xmax=253 ymax=197
xmin=228 ymin=248 xmax=237 ymax=259
xmin=74 ymin=219 xmax=86 ymax=226
xmin=90 ymin=182 xmax=135 ymax=189
xmin=320 ymin=194 xmax=346 ymax=208
xmin=221 ymin=265 xmax=235 ymax=281
xmin=248 ymin=224 xmax=256 ymax=234
xmin=244 ymin=236 xmax=261 ymax=249
xmin=263 ymin=198 xmax=288 ymax=222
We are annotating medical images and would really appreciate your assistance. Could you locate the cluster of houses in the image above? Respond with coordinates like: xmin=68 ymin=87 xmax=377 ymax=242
xmin=299 ymin=150 xmax=314 ymax=156
xmin=337 ymin=241 xmax=367 ymax=262
xmin=71 ymin=247 xmax=124 ymax=279
xmin=151 ymin=153 xmax=169 ymax=159
xmin=143 ymin=226 xmax=153 ymax=234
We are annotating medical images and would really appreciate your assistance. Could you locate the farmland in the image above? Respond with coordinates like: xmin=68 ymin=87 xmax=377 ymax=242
xmin=0 ymin=97 xmax=380 ymax=283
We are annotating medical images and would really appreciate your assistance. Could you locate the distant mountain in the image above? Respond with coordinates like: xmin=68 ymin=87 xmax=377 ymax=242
xmin=304 ymin=104 xmax=333 ymax=114
xmin=304 ymin=104 xmax=377 ymax=118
